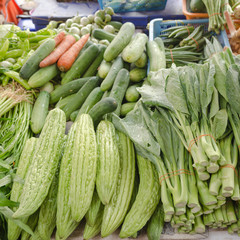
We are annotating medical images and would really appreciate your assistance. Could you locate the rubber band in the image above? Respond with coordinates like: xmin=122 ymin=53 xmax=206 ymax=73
xmin=159 ymin=169 xmax=194 ymax=185
xmin=209 ymin=13 xmax=222 ymax=17
xmin=190 ymin=37 xmax=199 ymax=50
xmin=170 ymin=49 xmax=174 ymax=63
xmin=185 ymin=26 xmax=190 ymax=35
xmin=188 ymin=134 xmax=216 ymax=153
xmin=220 ymin=164 xmax=238 ymax=176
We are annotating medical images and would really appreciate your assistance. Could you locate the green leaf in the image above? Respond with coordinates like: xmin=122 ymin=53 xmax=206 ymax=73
xmin=211 ymin=109 xmax=228 ymax=140
xmin=209 ymin=87 xmax=219 ymax=119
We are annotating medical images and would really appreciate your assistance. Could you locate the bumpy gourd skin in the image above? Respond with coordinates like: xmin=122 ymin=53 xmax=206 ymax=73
xmin=13 ymin=108 xmax=66 ymax=219
xmin=119 ymin=154 xmax=161 ymax=238
xmin=56 ymin=121 xmax=79 ymax=240
xmin=101 ymin=131 xmax=135 ymax=237
xmin=8 ymin=137 xmax=37 ymax=240
xmin=96 ymin=120 xmax=120 ymax=205
xmin=70 ymin=114 xmax=97 ymax=222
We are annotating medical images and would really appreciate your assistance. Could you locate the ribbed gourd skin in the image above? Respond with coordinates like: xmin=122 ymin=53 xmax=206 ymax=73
xmin=119 ymin=154 xmax=161 ymax=238
xmin=13 ymin=108 xmax=66 ymax=219
xmin=8 ymin=137 xmax=37 ymax=240
xmin=85 ymin=190 xmax=104 ymax=227
xmin=101 ymin=131 xmax=135 ymax=237
xmin=36 ymin=165 xmax=60 ymax=240
xmin=70 ymin=114 xmax=97 ymax=222
xmin=56 ymin=118 xmax=80 ymax=240
xmin=96 ymin=120 xmax=120 ymax=205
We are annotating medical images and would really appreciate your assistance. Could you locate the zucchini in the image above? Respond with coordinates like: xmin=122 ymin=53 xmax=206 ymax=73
xmin=122 ymin=33 xmax=148 ymax=63
xmin=55 ymin=94 xmax=77 ymax=109
xmin=50 ymin=77 xmax=92 ymax=104
xmin=100 ymin=56 xmax=124 ymax=91
xmin=56 ymin=122 xmax=79 ymax=240
xmin=70 ymin=114 xmax=97 ymax=222
xmin=109 ymin=68 xmax=130 ymax=116
xmin=62 ymin=76 xmax=101 ymax=120
xmin=104 ymin=22 xmax=135 ymax=62
xmin=88 ymin=97 xmax=118 ymax=128
xmin=120 ymin=102 xmax=136 ymax=117
xmin=108 ymin=21 xmax=123 ymax=30
xmin=135 ymin=51 xmax=147 ymax=68
xmin=61 ymin=44 xmax=99 ymax=84
xmin=83 ymin=45 xmax=107 ymax=77
xmin=130 ymin=68 xmax=147 ymax=82
xmin=147 ymin=40 xmax=165 ymax=72
xmin=40 ymin=82 xmax=54 ymax=93
xmin=83 ymin=210 xmax=103 ymax=240
xmin=28 ymin=63 xmax=59 ymax=88
xmin=71 ymin=87 xmax=104 ymax=121
xmin=13 ymin=108 xmax=66 ymax=219
xmin=98 ymin=60 xmax=112 ymax=79
xmin=20 ymin=39 xmax=55 ymax=79
xmin=21 ymin=210 xmax=39 ymax=240
xmin=30 ymin=91 xmax=50 ymax=134
xmin=85 ymin=190 xmax=104 ymax=227
xmin=96 ymin=120 xmax=120 ymax=205
xmin=125 ymin=83 xmax=141 ymax=102
xmin=119 ymin=154 xmax=161 ymax=238
xmin=92 ymin=29 xmax=115 ymax=42
xmin=8 ymin=138 xmax=37 ymax=240
xmin=101 ymin=131 xmax=135 ymax=237
xmin=147 ymin=203 xmax=164 ymax=240
xmin=36 ymin=164 xmax=60 ymax=240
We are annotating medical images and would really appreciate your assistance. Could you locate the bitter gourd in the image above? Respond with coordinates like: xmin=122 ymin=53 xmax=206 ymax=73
xmin=56 ymin=120 xmax=79 ymax=240
xmin=96 ymin=120 xmax=120 ymax=205
xmin=101 ymin=131 xmax=135 ymax=237
xmin=85 ymin=190 xmax=104 ymax=227
xmin=8 ymin=137 xmax=37 ymax=240
xmin=13 ymin=108 xmax=66 ymax=218
xmin=70 ymin=114 xmax=97 ymax=222
xmin=119 ymin=154 xmax=161 ymax=238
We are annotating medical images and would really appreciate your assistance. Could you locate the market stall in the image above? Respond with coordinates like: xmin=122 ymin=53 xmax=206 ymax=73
xmin=1 ymin=0 xmax=240 ymax=240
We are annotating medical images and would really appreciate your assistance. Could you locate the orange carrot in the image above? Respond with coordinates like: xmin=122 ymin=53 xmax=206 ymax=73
xmin=57 ymin=33 xmax=90 ymax=72
xmin=54 ymin=31 xmax=66 ymax=46
xmin=39 ymin=34 xmax=76 ymax=68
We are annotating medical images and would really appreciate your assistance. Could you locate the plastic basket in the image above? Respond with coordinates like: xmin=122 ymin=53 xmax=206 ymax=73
xmin=182 ymin=0 xmax=208 ymax=20
xmin=98 ymin=0 xmax=167 ymax=13
xmin=149 ymin=18 xmax=231 ymax=48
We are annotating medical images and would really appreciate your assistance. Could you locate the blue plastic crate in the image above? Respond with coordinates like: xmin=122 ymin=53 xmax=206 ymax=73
xmin=149 ymin=18 xmax=230 ymax=48
xmin=98 ymin=0 xmax=167 ymax=13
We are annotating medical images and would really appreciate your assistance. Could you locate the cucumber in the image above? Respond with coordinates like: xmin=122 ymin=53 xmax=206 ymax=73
xmin=40 ymin=82 xmax=54 ymax=93
xmin=147 ymin=40 xmax=165 ymax=72
xmin=104 ymin=22 xmax=135 ymax=62
xmin=88 ymin=97 xmax=118 ymax=128
xmin=98 ymin=60 xmax=112 ymax=79
xmin=92 ymin=29 xmax=115 ymax=42
xmin=20 ymin=39 xmax=55 ymax=79
xmin=62 ymin=76 xmax=101 ymax=119
xmin=122 ymin=33 xmax=148 ymax=63
xmin=120 ymin=102 xmax=136 ymax=117
xmin=125 ymin=83 xmax=141 ymax=102
xmin=83 ymin=45 xmax=107 ymax=77
xmin=56 ymin=94 xmax=77 ymax=109
xmin=30 ymin=91 xmax=50 ymax=134
xmin=130 ymin=68 xmax=147 ymax=82
xmin=28 ymin=64 xmax=59 ymax=88
xmin=154 ymin=37 xmax=166 ymax=69
xmin=108 ymin=21 xmax=123 ymax=30
xmin=50 ymin=77 xmax=92 ymax=104
xmin=135 ymin=51 xmax=147 ymax=68
xmin=100 ymin=56 xmax=124 ymax=91
xmin=75 ymin=87 xmax=104 ymax=120
xmin=61 ymin=44 xmax=99 ymax=84
xmin=109 ymin=68 xmax=130 ymax=116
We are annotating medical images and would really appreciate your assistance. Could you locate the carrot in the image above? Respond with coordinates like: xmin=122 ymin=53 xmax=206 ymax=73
xmin=57 ymin=33 xmax=90 ymax=72
xmin=54 ymin=31 xmax=66 ymax=46
xmin=39 ymin=34 xmax=76 ymax=68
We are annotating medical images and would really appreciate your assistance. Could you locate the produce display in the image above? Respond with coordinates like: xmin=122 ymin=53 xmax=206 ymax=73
xmin=0 ymin=3 xmax=240 ymax=240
